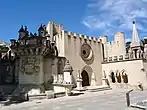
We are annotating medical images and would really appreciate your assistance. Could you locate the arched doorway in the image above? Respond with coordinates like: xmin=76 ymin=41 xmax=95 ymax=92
xmin=81 ymin=70 xmax=90 ymax=86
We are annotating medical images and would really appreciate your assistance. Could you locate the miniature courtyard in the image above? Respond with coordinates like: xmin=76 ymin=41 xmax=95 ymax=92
xmin=0 ymin=88 xmax=147 ymax=110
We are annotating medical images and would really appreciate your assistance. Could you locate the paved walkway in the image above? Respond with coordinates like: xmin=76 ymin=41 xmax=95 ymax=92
xmin=1 ymin=89 xmax=147 ymax=110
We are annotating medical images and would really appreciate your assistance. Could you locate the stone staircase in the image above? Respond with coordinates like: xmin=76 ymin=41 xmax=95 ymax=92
xmin=8 ymin=84 xmax=55 ymax=101
xmin=72 ymin=85 xmax=112 ymax=93
xmin=86 ymin=86 xmax=112 ymax=92
xmin=8 ymin=84 xmax=45 ymax=101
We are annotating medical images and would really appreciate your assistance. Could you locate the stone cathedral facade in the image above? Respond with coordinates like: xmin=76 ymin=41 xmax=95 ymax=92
xmin=8 ymin=21 xmax=147 ymax=94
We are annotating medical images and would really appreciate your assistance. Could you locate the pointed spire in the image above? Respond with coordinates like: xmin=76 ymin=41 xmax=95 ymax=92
xmin=38 ymin=24 xmax=44 ymax=31
xmin=130 ymin=21 xmax=143 ymax=47
xmin=18 ymin=25 xmax=25 ymax=32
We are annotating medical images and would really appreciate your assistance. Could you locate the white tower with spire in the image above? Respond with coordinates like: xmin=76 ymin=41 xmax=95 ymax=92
xmin=130 ymin=21 xmax=143 ymax=59
xmin=130 ymin=21 xmax=143 ymax=48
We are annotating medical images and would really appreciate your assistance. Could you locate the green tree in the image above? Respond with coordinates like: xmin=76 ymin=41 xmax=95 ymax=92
xmin=141 ymin=39 xmax=145 ymax=45
xmin=126 ymin=41 xmax=131 ymax=49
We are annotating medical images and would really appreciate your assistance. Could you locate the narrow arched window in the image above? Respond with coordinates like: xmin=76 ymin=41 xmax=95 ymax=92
xmin=122 ymin=73 xmax=128 ymax=83
xmin=121 ymin=70 xmax=128 ymax=83
xmin=116 ymin=72 xmax=121 ymax=83
xmin=57 ymin=59 xmax=63 ymax=74
xmin=110 ymin=72 xmax=116 ymax=83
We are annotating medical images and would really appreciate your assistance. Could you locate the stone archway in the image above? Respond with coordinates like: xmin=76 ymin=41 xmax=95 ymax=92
xmin=121 ymin=70 xmax=128 ymax=83
xmin=81 ymin=65 xmax=93 ymax=86
xmin=81 ymin=70 xmax=90 ymax=87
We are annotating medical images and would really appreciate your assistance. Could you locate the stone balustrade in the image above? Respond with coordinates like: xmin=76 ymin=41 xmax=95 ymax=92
xmin=103 ymin=53 xmax=146 ymax=63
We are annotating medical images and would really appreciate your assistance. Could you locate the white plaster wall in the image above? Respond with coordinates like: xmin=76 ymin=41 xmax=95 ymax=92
xmin=142 ymin=62 xmax=147 ymax=87
xmin=102 ymin=60 xmax=147 ymax=88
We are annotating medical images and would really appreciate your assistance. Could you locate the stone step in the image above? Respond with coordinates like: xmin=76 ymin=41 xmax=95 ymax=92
xmin=29 ymin=94 xmax=47 ymax=101
xmin=54 ymin=92 xmax=66 ymax=98
xmin=86 ymin=86 xmax=112 ymax=92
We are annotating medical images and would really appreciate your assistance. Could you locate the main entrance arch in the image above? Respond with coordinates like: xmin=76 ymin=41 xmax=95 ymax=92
xmin=81 ymin=70 xmax=90 ymax=86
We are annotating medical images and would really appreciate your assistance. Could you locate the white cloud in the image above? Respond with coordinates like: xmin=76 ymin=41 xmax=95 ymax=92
xmin=83 ymin=0 xmax=147 ymax=36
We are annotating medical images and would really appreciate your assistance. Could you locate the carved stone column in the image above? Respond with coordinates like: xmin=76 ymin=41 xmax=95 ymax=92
xmin=15 ymin=58 xmax=19 ymax=83
xmin=52 ymin=57 xmax=58 ymax=83
xmin=133 ymin=51 xmax=136 ymax=59
xmin=102 ymin=71 xmax=110 ymax=87
xmin=91 ymin=73 xmax=96 ymax=86
xmin=140 ymin=50 xmax=143 ymax=59
xmin=75 ymin=70 xmax=85 ymax=91
xmin=136 ymin=50 xmax=140 ymax=59
xmin=38 ymin=56 xmax=44 ymax=84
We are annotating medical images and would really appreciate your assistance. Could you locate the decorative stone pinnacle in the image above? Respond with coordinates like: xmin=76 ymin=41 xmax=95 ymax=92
xmin=63 ymin=60 xmax=73 ymax=72
xmin=18 ymin=25 xmax=25 ymax=32
xmin=131 ymin=20 xmax=143 ymax=47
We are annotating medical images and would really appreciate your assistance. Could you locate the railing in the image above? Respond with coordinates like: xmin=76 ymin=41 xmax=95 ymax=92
xmin=103 ymin=54 xmax=145 ymax=63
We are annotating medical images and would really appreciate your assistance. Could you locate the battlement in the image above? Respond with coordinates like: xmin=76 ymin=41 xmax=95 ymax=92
xmin=114 ymin=32 xmax=124 ymax=36
xmin=62 ymin=30 xmax=101 ymax=43
xmin=99 ymin=32 xmax=126 ymax=58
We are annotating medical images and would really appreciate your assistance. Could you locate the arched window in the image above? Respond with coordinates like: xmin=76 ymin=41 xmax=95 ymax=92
xmin=116 ymin=70 xmax=121 ymax=83
xmin=57 ymin=59 xmax=63 ymax=74
xmin=121 ymin=70 xmax=128 ymax=83
xmin=110 ymin=72 xmax=116 ymax=83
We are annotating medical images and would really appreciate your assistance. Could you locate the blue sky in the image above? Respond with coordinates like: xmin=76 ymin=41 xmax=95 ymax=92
xmin=0 ymin=0 xmax=147 ymax=43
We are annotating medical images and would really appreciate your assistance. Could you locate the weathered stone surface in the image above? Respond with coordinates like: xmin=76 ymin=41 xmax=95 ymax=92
xmin=1 ymin=89 xmax=147 ymax=110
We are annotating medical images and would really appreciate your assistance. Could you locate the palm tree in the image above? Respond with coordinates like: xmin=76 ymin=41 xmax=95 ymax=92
xmin=141 ymin=39 xmax=145 ymax=46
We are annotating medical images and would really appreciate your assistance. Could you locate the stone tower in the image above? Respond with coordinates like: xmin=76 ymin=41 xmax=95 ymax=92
xmin=114 ymin=32 xmax=126 ymax=56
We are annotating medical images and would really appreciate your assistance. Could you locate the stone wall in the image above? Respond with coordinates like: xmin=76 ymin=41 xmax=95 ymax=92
xmin=56 ymin=30 xmax=103 ymax=86
xmin=102 ymin=59 xmax=147 ymax=89
xmin=19 ymin=56 xmax=44 ymax=85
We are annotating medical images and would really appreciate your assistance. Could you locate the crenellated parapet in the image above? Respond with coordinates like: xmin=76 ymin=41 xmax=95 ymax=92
xmin=62 ymin=30 xmax=102 ymax=43
xmin=99 ymin=32 xmax=126 ymax=58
